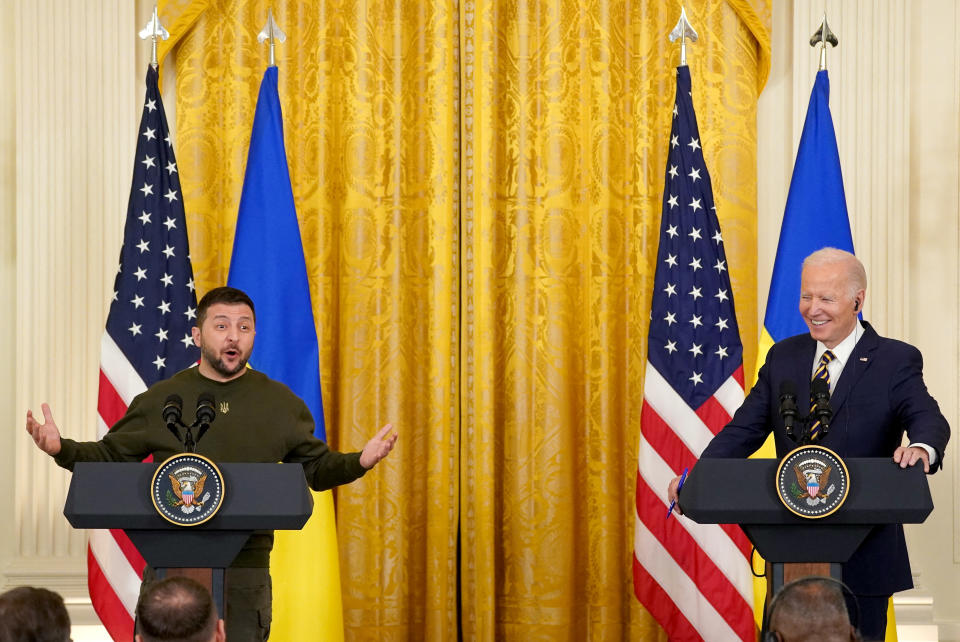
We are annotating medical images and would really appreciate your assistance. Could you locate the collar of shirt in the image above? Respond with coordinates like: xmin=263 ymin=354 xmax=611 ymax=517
xmin=812 ymin=321 xmax=863 ymax=392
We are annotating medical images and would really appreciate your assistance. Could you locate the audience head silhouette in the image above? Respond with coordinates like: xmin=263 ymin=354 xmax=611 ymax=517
xmin=0 ymin=585 xmax=71 ymax=642
xmin=135 ymin=576 xmax=224 ymax=642
xmin=767 ymin=576 xmax=860 ymax=642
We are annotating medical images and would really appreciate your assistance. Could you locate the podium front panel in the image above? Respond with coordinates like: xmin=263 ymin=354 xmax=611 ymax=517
xmin=64 ymin=462 xmax=314 ymax=531
xmin=742 ymin=524 xmax=873 ymax=563
xmin=679 ymin=457 xmax=932 ymax=525
xmin=128 ymin=531 xmax=251 ymax=568
xmin=678 ymin=456 xmax=934 ymax=567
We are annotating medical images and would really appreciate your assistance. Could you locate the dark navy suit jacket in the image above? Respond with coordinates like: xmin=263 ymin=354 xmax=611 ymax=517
xmin=700 ymin=322 xmax=950 ymax=595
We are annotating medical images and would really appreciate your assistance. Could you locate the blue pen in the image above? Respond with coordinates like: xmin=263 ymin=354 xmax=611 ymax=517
xmin=666 ymin=467 xmax=689 ymax=519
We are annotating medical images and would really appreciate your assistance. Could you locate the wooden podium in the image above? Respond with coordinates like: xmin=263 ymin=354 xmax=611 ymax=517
xmin=63 ymin=462 xmax=313 ymax=622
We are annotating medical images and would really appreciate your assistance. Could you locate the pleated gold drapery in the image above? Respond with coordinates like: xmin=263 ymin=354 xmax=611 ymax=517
xmin=461 ymin=1 xmax=767 ymax=639
xmin=159 ymin=0 xmax=769 ymax=639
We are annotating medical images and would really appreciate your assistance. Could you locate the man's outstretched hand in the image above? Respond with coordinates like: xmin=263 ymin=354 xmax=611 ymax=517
xmin=25 ymin=403 xmax=62 ymax=456
xmin=359 ymin=423 xmax=398 ymax=469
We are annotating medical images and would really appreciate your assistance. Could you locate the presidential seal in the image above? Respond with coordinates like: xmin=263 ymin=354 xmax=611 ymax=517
xmin=151 ymin=454 xmax=225 ymax=526
xmin=776 ymin=445 xmax=850 ymax=519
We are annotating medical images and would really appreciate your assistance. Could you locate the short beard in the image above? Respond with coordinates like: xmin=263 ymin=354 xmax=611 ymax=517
xmin=200 ymin=345 xmax=249 ymax=378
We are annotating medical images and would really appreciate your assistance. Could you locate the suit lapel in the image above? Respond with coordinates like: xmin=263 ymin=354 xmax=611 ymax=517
xmin=829 ymin=322 xmax=879 ymax=416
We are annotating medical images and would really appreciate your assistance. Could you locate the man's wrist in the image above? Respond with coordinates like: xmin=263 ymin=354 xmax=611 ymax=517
xmin=908 ymin=442 xmax=936 ymax=465
xmin=52 ymin=438 xmax=76 ymax=469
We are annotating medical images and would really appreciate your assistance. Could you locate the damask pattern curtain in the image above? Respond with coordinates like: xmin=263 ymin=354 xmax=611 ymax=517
xmin=157 ymin=0 xmax=769 ymax=639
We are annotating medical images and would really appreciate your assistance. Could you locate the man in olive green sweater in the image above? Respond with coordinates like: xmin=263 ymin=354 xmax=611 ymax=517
xmin=25 ymin=286 xmax=398 ymax=640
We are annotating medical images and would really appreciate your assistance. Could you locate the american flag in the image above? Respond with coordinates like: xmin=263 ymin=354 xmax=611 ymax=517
xmin=633 ymin=65 xmax=754 ymax=641
xmin=90 ymin=65 xmax=200 ymax=641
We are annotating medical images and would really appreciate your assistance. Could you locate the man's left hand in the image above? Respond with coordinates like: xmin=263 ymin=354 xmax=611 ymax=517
xmin=893 ymin=445 xmax=930 ymax=473
xmin=359 ymin=423 xmax=398 ymax=469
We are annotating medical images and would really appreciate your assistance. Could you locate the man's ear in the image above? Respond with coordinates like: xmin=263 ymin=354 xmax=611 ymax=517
xmin=854 ymin=289 xmax=866 ymax=312
xmin=215 ymin=618 xmax=226 ymax=642
xmin=191 ymin=326 xmax=201 ymax=347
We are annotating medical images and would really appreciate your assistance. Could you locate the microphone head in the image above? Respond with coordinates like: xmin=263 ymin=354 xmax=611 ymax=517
xmin=162 ymin=394 xmax=183 ymax=423
xmin=161 ymin=394 xmax=183 ymax=443
xmin=810 ymin=377 xmax=833 ymax=435
xmin=779 ymin=380 xmax=797 ymax=398
xmin=778 ymin=379 xmax=798 ymax=438
xmin=811 ymin=378 xmax=830 ymax=398
xmin=196 ymin=392 xmax=216 ymax=425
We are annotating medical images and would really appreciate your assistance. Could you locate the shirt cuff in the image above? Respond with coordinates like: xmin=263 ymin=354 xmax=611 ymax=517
xmin=53 ymin=438 xmax=78 ymax=471
xmin=908 ymin=442 xmax=937 ymax=466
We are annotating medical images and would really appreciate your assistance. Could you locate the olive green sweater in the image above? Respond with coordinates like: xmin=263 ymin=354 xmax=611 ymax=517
xmin=55 ymin=367 xmax=366 ymax=566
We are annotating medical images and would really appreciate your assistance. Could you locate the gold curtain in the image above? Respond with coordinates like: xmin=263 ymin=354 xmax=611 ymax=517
xmin=162 ymin=0 xmax=769 ymax=640
xmin=461 ymin=1 xmax=767 ymax=639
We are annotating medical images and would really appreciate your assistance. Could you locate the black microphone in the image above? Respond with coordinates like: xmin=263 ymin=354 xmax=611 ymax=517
xmin=778 ymin=380 xmax=798 ymax=440
xmin=195 ymin=393 xmax=217 ymax=442
xmin=162 ymin=394 xmax=183 ymax=442
xmin=810 ymin=378 xmax=833 ymax=436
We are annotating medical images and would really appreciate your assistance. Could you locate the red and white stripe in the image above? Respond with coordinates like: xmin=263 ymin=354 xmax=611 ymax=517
xmin=634 ymin=361 xmax=755 ymax=641
xmin=89 ymin=332 xmax=149 ymax=640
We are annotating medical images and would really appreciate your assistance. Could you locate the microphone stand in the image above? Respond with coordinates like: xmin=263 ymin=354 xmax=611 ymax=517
xmin=183 ymin=426 xmax=196 ymax=453
xmin=161 ymin=396 xmax=216 ymax=454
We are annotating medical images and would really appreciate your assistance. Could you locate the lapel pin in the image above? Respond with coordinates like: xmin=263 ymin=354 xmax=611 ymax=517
xmin=860 ymin=357 xmax=868 ymax=362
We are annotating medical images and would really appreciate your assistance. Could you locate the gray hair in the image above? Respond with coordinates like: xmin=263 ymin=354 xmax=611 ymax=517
xmin=802 ymin=247 xmax=867 ymax=299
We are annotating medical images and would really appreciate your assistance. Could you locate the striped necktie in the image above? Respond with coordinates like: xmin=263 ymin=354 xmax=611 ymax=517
xmin=810 ymin=350 xmax=836 ymax=440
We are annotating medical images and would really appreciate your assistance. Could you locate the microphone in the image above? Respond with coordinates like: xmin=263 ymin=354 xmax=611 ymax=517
xmin=162 ymin=394 xmax=183 ymax=442
xmin=778 ymin=380 xmax=798 ymax=440
xmin=195 ymin=393 xmax=217 ymax=442
xmin=810 ymin=378 xmax=833 ymax=436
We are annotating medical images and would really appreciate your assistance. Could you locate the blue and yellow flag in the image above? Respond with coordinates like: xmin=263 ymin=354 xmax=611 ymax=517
xmin=758 ymin=69 xmax=854 ymax=363
xmin=228 ymin=65 xmax=344 ymax=642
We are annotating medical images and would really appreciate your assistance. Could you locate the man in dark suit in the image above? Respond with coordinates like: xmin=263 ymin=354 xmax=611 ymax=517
xmin=667 ymin=248 xmax=950 ymax=640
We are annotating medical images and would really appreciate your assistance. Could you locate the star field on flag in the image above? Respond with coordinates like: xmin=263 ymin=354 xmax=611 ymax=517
xmin=645 ymin=74 xmax=742 ymax=408
xmin=105 ymin=67 xmax=200 ymax=383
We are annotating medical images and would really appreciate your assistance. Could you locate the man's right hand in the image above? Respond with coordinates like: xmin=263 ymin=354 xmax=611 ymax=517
xmin=667 ymin=475 xmax=683 ymax=515
xmin=25 ymin=403 xmax=62 ymax=456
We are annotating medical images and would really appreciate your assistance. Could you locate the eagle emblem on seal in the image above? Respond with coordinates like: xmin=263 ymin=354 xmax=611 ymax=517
xmin=776 ymin=445 xmax=849 ymax=518
xmin=794 ymin=464 xmax=832 ymax=499
xmin=152 ymin=454 xmax=225 ymax=526
xmin=788 ymin=458 xmax=838 ymax=507
xmin=170 ymin=473 xmax=207 ymax=507
xmin=163 ymin=465 xmax=212 ymax=514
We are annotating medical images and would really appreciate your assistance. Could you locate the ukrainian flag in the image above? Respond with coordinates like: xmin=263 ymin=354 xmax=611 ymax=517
xmin=759 ymin=69 xmax=854 ymax=362
xmin=228 ymin=65 xmax=344 ymax=642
